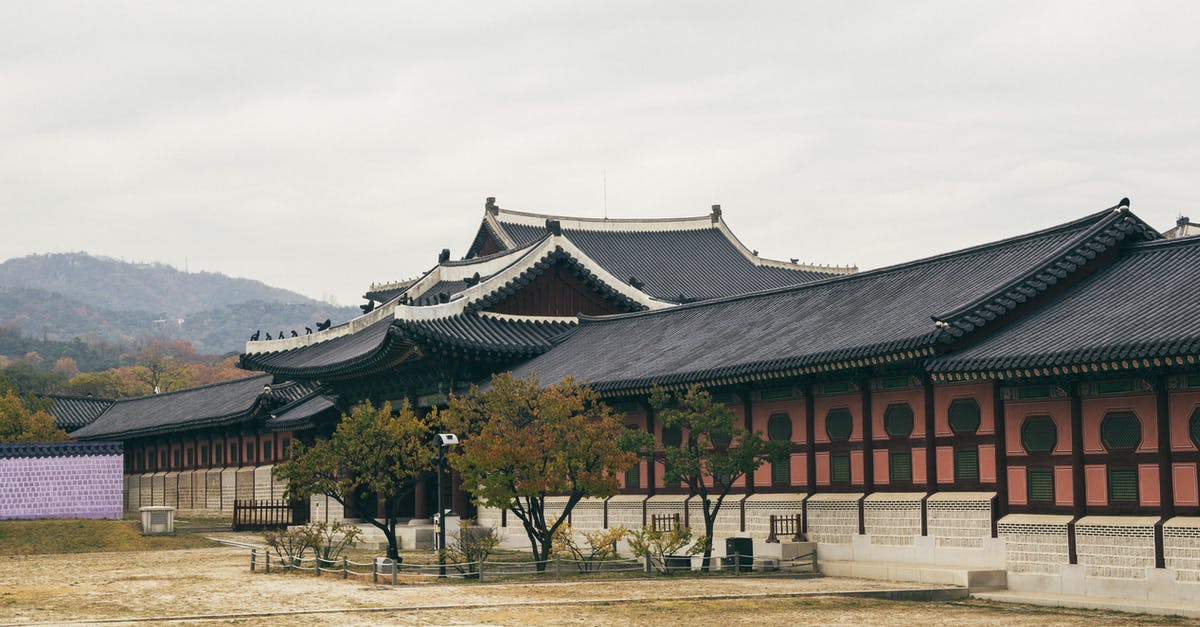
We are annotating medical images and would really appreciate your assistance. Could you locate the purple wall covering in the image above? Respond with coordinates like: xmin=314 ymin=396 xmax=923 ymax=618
xmin=0 ymin=443 xmax=124 ymax=520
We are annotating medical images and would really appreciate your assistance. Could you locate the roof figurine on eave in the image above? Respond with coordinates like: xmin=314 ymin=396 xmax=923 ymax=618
xmin=242 ymin=197 xmax=853 ymax=381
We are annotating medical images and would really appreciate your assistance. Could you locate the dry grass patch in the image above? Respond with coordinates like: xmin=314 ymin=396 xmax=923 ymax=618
xmin=0 ymin=519 xmax=218 ymax=555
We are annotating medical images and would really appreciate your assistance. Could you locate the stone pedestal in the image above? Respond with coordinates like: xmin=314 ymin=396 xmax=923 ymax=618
xmin=139 ymin=506 xmax=175 ymax=535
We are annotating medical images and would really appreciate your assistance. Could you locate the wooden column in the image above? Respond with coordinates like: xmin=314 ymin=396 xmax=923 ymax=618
xmin=644 ymin=400 xmax=656 ymax=497
xmin=993 ymin=380 xmax=1009 ymax=520
xmin=414 ymin=478 xmax=430 ymax=519
xmin=860 ymin=377 xmax=873 ymax=493
xmin=805 ymin=383 xmax=816 ymax=494
xmin=743 ymin=390 xmax=755 ymax=496
xmin=1156 ymin=375 xmax=1176 ymax=519
xmin=923 ymin=376 xmax=938 ymax=492
xmin=1069 ymin=383 xmax=1085 ymax=518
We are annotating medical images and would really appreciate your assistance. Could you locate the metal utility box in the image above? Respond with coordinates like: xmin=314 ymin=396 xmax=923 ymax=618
xmin=139 ymin=506 xmax=175 ymax=535
xmin=723 ymin=537 xmax=753 ymax=572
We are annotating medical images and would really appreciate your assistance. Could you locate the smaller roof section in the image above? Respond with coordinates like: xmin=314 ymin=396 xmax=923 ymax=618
xmin=928 ymin=235 xmax=1200 ymax=379
xmin=1163 ymin=215 xmax=1200 ymax=239
xmin=43 ymin=395 xmax=114 ymax=431
xmin=70 ymin=375 xmax=307 ymax=440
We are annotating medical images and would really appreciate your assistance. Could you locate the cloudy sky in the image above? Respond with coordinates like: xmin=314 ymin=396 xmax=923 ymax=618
xmin=2 ymin=2 xmax=1198 ymax=305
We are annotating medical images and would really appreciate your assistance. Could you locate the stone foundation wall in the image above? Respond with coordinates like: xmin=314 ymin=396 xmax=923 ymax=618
xmin=686 ymin=497 xmax=741 ymax=538
xmin=122 ymin=465 xmax=288 ymax=519
xmin=742 ymin=494 xmax=805 ymax=540
xmin=927 ymin=494 xmax=993 ymax=548
xmin=1164 ymin=518 xmax=1200 ymax=583
xmin=0 ymin=443 xmax=123 ymax=520
xmin=863 ymin=494 xmax=923 ymax=546
xmin=1075 ymin=517 xmax=1157 ymax=579
xmin=570 ymin=498 xmax=606 ymax=531
xmin=804 ymin=495 xmax=861 ymax=544
xmin=997 ymin=514 xmax=1071 ymax=575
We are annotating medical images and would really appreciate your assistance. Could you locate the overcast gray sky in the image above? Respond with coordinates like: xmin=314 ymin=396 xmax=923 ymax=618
xmin=3 ymin=2 xmax=1198 ymax=306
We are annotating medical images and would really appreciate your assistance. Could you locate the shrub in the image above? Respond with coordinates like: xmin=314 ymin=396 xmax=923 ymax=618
xmin=626 ymin=524 xmax=703 ymax=575
xmin=552 ymin=523 xmax=627 ymax=571
xmin=439 ymin=521 xmax=500 ymax=578
xmin=264 ymin=521 xmax=361 ymax=571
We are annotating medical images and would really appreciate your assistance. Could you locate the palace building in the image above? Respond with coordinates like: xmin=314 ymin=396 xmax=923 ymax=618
xmin=73 ymin=197 xmax=1200 ymax=603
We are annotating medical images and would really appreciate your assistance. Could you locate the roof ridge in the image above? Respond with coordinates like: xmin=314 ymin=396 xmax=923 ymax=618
xmin=44 ymin=394 xmax=116 ymax=402
xmin=1125 ymin=232 xmax=1200 ymax=251
xmin=106 ymin=373 xmax=271 ymax=404
xmin=576 ymin=207 xmax=1120 ymax=327
xmin=494 ymin=207 xmax=714 ymax=225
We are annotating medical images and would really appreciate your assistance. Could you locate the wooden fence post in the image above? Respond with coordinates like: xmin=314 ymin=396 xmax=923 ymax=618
xmin=265 ymin=552 xmax=271 ymax=574
xmin=373 ymin=559 xmax=378 ymax=584
xmin=250 ymin=548 xmax=256 ymax=573
xmin=391 ymin=561 xmax=397 ymax=586
xmin=342 ymin=556 xmax=348 ymax=579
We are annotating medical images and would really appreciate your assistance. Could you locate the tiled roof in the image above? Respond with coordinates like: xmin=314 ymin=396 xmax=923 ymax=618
xmin=494 ymin=215 xmax=844 ymax=302
xmin=510 ymin=207 xmax=1158 ymax=393
xmin=928 ymin=235 xmax=1200 ymax=378
xmin=265 ymin=392 xmax=338 ymax=430
xmin=239 ymin=315 xmax=401 ymax=379
xmin=0 ymin=442 xmax=122 ymax=459
xmin=395 ymin=314 xmax=576 ymax=357
xmin=44 ymin=395 xmax=114 ymax=430
xmin=71 ymin=374 xmax=276 ymax=440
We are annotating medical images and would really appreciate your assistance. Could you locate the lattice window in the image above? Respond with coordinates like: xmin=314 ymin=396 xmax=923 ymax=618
xmin=230 ymin=443 xmax=239 ymax=465
xmin=1021 ymin=415 xmax=1057 ymax=453
xmin=661 ymin=424 xmax=682 ymax=448
xmin=1101 ymin=411 xmax=1141 ymax=451
xmin=245 ymin=442 xmax=256 ymax=464
xmin=884 ymin=403 xmax=913 ymax=437
xmin=1189 ymin=408 xmax=1200 ymax=450
xmin=625 ymin=463 xmax=641 ymax=491
xmin=889 ymin=451 xmax=912 ymax=482
xmin=1107 ymin=466 xmax=1139 ymax=502
xmin=772 ymin=456 xmax=791 ymax=485
xmin=759 ymin=386 xmax=794 ymax=401
xmin=955 ymin=447 xmax=979 ymax=481
xmin=767 ymin=413 xmax=792 ymax=441
xmin=826 ymin=408 xmax=852 ymax=441
xmin=948 ymin=399 xmax=981 ymax=433
xmin=186 ymin=448 xmax=194 ymax=467
xmin=1027 ymin=467 xmax=1054 ymax=502
xmin=200 ymin=445 xmax=209 ymax=465
xmin=831 ymin=452 xmax=850 ymax=483
xmin=262 ymin=440 xmax=273 ymax=462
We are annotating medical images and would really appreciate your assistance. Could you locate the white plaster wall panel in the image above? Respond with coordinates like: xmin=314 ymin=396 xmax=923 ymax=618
xmin=687 ymin=498 xmax=740 ymax=538
xmin=253 ymin=465 xmax=273 ymax=501
xmin=805 ymin=496 xmax=861 ymax=545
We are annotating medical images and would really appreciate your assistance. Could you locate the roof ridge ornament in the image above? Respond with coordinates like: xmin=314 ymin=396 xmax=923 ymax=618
xmin=545 ymin=218 xmax=562 ymax=236
xmin=1117 ymin=197 xmax=1130 ymax=211
xmin=711 ymin=204 xmax=722 ymax=223
xmin=485 ymin=196 xmax=499 ymax=215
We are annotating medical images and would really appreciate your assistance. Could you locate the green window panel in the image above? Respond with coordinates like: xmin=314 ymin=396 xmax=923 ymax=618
xmin=1027 ymin=467 xmax=1054 ymax=502
xmin=948 ymin=399 xmax=981 ymax=434
xmin=955 ymin=448 xmax=979 ymax=481
xmin=826 ymin=408 xmax=853 ymax=441
xmin=884 ymin=403 xmax=914 ymax=438
xmin=879 ymin=376 xmax=911 ymax=390
xmin=624 ymin=464 xmax=640 ymax=490
xmin=1021 ymin=416 xmax=1058 ymax=453
xmin=772 ymin=459 xmax=791 ymax=485
xmin=1017 ymin=385 xmax=1052 ymax=400
xmin=889 ymin=451 xmax=913 ymax=482
xmin=1100 ymin=412 xmax=1142 ymax=452
xmin=1107 ymin=467 xmax=1139 ymax=503
xmin=767 ymin=413 xmax=793 ymax=441
xmin=661 ymin=425 xmax=682 ymax=448
xmin=1097 ymin=379 xmax=1136 ymax=395
xmin=831 ymin=453 xmax=851 ymax=483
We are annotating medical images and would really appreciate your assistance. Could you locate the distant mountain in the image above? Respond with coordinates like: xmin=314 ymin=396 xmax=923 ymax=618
xmin=0 ymin=253 xmax=359 ymax=355
xmin=0 ymin=252 xmax=320 ymax=316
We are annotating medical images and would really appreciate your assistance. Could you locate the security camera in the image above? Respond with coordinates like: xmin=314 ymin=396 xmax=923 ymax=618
xmin=434 ymin=433 xmax=459 ymax=447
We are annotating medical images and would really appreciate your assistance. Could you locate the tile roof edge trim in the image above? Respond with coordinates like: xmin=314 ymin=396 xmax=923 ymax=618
xmin=73 ymin=402 xmax=268 ymax=440
xmin=573 ymin=206 xmax=1129 ymax=327
xmin=930 ymin=209 xmax=1137 ymax=329
xmin=483 ymin=208 xmax=518 ymax=248
xmin=246 ymin=300 xmax=397 ymax=354
xmin=478 ymin=311 xmax=580 ymax=324
xmin=0 ymin=442 xmax=123 ymax=459
xmin=495 ymin=207 xmax=716 ymax=232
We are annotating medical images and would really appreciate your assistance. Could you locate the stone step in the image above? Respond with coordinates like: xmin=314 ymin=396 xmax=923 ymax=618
xmin=819 ymin=559 xmax=1007 ymax=591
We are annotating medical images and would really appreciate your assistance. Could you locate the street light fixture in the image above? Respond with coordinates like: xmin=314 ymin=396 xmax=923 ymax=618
xmin=432 ymin=433 xmax=458 ymax=578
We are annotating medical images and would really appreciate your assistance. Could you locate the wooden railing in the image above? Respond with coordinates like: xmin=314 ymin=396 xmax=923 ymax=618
xmin=232 ymin=499 xmax=309 ymax=531
xmin=651 ymin=513 xmax=681 ymax=532
xmin=766 ymin=513 xmax=805 ymax=543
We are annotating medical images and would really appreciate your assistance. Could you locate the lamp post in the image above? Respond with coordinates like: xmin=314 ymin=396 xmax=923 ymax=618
xmin=432 ymin=433 xmax=459 ymax=578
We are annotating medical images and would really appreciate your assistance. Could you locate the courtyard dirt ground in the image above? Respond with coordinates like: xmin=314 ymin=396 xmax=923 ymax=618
xmin=0 ymin=539 xmax=1195 ymax=626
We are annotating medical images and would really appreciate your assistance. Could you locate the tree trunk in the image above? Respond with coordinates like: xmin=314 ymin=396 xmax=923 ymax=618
xmin=702 ymin=503 xmax=716 ymax=572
